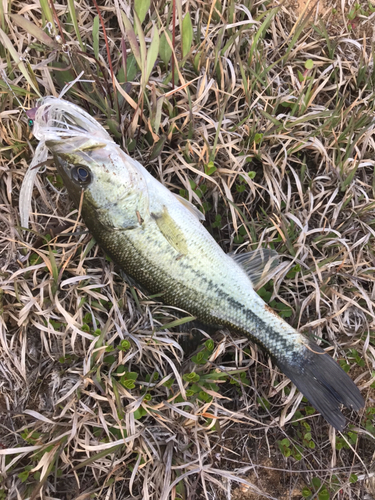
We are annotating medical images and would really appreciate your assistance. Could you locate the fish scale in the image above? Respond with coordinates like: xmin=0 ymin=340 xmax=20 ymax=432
xmin=26 ymin=97 xmax=364 ymax=430
xmin=90 ymin=207 xmax=302 ymax=356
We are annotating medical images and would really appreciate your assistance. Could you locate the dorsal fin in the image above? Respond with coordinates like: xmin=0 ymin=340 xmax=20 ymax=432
xmin=231 ymin=248 xmax=279 ymax=288
xmin=173 ymin=193 xmax=205 ymax=221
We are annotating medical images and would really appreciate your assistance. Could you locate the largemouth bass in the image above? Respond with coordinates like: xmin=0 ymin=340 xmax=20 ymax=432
xmin=26 ymin=97 xmax=364 ymax=430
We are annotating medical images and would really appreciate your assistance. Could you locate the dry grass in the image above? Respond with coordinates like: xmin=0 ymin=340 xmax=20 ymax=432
xmin=0 ymin=0 xmax=375 ymax=498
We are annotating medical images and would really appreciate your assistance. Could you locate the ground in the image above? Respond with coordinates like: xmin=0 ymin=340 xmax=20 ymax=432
xmin=0 ymin=0 xmax=375 ymax=499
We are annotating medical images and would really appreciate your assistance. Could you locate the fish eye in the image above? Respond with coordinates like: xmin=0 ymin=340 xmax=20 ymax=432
xmin=71 ymin=165 xmax=92 ymax=185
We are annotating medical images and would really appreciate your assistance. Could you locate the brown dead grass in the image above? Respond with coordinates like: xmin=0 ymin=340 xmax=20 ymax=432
xmin=1 ymin=0 xmax=375 ymax=499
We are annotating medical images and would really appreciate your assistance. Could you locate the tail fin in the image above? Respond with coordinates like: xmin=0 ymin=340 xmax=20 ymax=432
xmin=277 ymin=340 xmax=364 ymax=431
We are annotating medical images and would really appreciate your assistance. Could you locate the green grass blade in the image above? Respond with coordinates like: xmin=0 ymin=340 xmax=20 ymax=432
xmin=182 ymin=12 xmax=193 ymax=58
xmin=146 ymin=25 xmax=159 ymax=82
xmin=134 ymin=12 xmax=146 ymax=77
xmin=160 ymin=30 xmax=172 ymax=66
xmin=155 ymin=316 xmax=196 ymax=331
xmin=38 ymin=0 xmax=54 ymax=26
xmin=67 ymin=0 xmax=85 ymax=51
xmin=0 ymin=28 xmax=40 ymax=96
xmin=93 ymin=15 xmax=100 ymax=59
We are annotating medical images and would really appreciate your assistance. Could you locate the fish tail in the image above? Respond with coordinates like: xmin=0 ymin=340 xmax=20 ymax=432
xmin=276 ymin=339 xmax=364 ymax=430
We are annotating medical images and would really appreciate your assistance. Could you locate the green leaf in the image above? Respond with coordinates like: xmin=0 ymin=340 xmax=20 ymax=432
xmin=163 ymin=377 xmax=174 ymax=388
xmin=254 ymin=133 xmax=263 ymax=144
xmin=122 ymin=379 xmax=135 ymax=389
xmin=257 ymin=396 xmax=270 ymax=409
xmin=133 ymin=407 xmax=147 ymax=420
xmin=18 ymin=470 xmax=30 ymax=483
xmin=93 ymin=15 xmax=100 ymax=60
xmin=302 ymin=487 xmax=312 ymax=497
xmin=120 ymin=371 xmax=138 ymax=389
xmin=318 ymin=489 xmax=329 ymax=500
xmin=198 ymin=390 xmax=211 ymax=402
xmin=305 ymin=59 xmax=314 ymax=70
xmin=258 ymin=287 xmax=272 ymax=302
xmin=160 ymin=30 xmax=172 ymax=66
xmin=212 ymin=214 xmax=222 ymax=228
xmin=204 ymin=161 xmax=217 ymax=176
xmin=126 ymin=54 xmax=139 ymax=82
xmin=120 ymin=339 xmax=131 ymax=351
xmin=146 ymin=25 xmax=159 ymax=82
xmin=182 ymin=13 xmax=193 ymax=58
xmin=311 ymin=477 xmax=321 ymax=489
xmin=205 ymin=339 xmax=214 ymax=351
xmin=150 ymin=134 xmax=167 ymax=160
xmin=134 ymin=0 xmax=150 ymax=24
xmin=305 ymin=406 xmax=315 ymax=416
xmin=192 ymin=351 xmax=208 ymax=365
xmin=104 ymin=355 xmax=116 ymax=364
xmin=183 ymin=372 xmax=200 ymax=383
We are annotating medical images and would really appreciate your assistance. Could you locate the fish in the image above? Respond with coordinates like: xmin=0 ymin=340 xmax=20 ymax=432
xmin=26 ymin=97 xmax=364 ymax=430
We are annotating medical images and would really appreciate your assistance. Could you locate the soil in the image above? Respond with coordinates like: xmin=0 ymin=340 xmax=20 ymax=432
xmin=231 ymin=457 xmax=303 ymax=499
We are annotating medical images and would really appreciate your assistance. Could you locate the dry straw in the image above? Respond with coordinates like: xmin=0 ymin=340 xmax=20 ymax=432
xmin=0 ymin=0 xmax=374 ymax=498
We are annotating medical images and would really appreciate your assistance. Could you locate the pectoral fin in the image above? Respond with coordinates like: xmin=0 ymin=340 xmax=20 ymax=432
xmin=151 ymin=206 xmax=188 ymax=255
